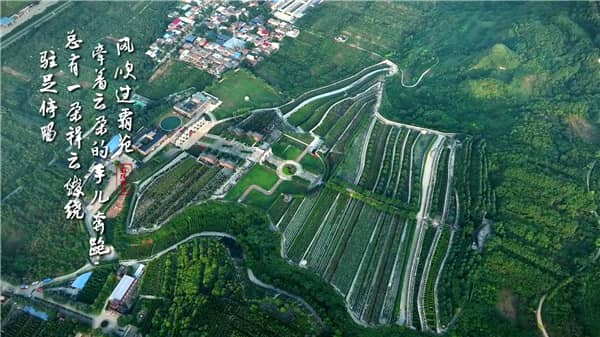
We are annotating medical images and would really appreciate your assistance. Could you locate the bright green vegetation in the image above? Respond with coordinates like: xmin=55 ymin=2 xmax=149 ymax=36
xmin=126 ymin=239 xmax=319 ymax=337
xmin=254 ymin=31 xmax=381 ymax=97
xmin=225 ymin=164 xmax=279 ymax=201
xmin=471 ymin=43 xmax=521 ymax=71
xmin=299 ymin=153 xmax=324 ymax=175
xmin=271 ymin=135 xmax=304 ymax=160
xmin=1 ymin=0 xmax=178 ymax=282
xmin=285 ymin=67 xmax=383 ymax=130
xmin=277 ymin=61 xmax=388 ymax=115
xmin=279 ymin=186 xmax=420 ymax=324
xmin=543 ymin=264 xmax=600 ymax=337
xmin=1 ymin=1 xmax=36 ymax=16
xmin=282 ymin=164 xmax=297 ymax=176
xmin=132 ymin=157 xmax=226 ymax=228
xmin=206 ymin=69 xmax=283 ymax=120
xmin=137 ymin=60 xmax=214 ymax=100
xmin=287 ymin=94 xmax=343 ymax=128
xmin=2 ymin=2 xmax=599 ymax=337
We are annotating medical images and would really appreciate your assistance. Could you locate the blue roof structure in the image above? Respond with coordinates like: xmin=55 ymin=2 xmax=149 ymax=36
xmin=250 ymin=16 xmax=264 ymax=25
xmin=0 ymin=17 xmax=14 ymax=26
xmin=71 ymin=272 xmax=93 ymax=290
xmin=107 ymin=134 xmax=122 ymax=154
xmin=232 ymin=52 xmax=242 ymax=60
xmin=224 ymin=37 xmax=245 ymax=50
xmin=185 ymin=34 xmax=196 ymax=44
xmin=23 ymin=306 xmax=49 ymax=321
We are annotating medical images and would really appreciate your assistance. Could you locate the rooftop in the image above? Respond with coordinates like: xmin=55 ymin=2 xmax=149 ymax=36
xmin=109 ymin=275 xmax=135 ymax=301
xmin=71 ymin=271 xmax=93 ymax=290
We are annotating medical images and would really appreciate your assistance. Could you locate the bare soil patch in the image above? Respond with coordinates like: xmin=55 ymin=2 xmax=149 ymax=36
xmin=567 ymin=114 xmax=599 ymax=144
xmin=149 ymin=59 xmax=173 ymax=83
xmin=497 ymin=288 xmax=517 ymax=322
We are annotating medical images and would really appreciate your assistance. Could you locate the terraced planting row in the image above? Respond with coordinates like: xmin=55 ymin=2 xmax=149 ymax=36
xmin=131 ymin=158 xmax=226 ymax=228
xmin=281 ymin=187 xmax=454 ymax=325
xmin=287 ymin=71 xmax=385 ymax=130
xmin=325 ymin=96 xmax=376 ymax=150
xmin=289 ymin=94 xmax=345 ymax=129
xmin=278 ymin=61 xmax=391 ymax=115
xmin=358 ymin=121 xmax=393 ymax=189
xmin=355 ymin=120 xmax=453 ymax=211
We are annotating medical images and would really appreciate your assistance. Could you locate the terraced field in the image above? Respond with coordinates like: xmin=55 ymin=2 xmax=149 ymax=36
xmin=130 ymin=158 xmax=228 ymax=229
xmin=279 ymin=111 xmax=461 ymax=331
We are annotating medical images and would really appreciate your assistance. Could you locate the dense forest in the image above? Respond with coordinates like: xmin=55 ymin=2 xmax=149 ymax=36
xmin=120 ymin=239 xmax=319 ymax=337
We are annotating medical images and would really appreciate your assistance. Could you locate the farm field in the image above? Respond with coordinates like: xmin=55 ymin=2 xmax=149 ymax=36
xmin=278 ymin=182 xmax=457 ymax=328
xmin=131 ymin=157 xmax=227 ymax=229
xmin=276 ymin=102 xmax=462 ymax=329
xmin=206 ymin=69 xmax=283 ymax=120
xmin=353 ymin=119 xmax=454 ymax=212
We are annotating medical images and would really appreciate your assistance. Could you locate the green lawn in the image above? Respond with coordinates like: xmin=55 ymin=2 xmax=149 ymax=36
xmin=206 ymin=69 xmax=283 ymax=120
xmin=271 ymin=136 xmax=305 ymax=161
xmin=300 ymin=153 xmax=324 ymax=175
xmin=225 ymin=164 xmax=280 ymax=200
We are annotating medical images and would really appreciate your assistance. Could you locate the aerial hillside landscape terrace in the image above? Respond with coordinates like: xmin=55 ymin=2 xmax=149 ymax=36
xmin=1 ymin=1 xmax=599 ymax=337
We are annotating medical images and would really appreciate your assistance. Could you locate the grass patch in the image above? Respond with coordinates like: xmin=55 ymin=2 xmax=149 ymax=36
xmin=206 ymin=69 xmax=283 ymax=120
xmin=137 ymin=60 xmax=214 ymax=100
xmin=225 ymin=164 xmax=279 ymax=200
xmin=271 ymin=136 xmax=305 ymax=160
xmin=300 ymin=153 xmax=324 ymax=175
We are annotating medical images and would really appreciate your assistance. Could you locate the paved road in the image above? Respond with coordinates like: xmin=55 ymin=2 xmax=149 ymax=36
xmin=398 ymin=58 xmax=439 ymax=88
xmin=536 ymin=294 xmax=550 ymax=337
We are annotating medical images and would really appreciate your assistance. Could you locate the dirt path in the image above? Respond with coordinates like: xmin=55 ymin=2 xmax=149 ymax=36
xmin=1 ymin=66 xmax=31 ymax=81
